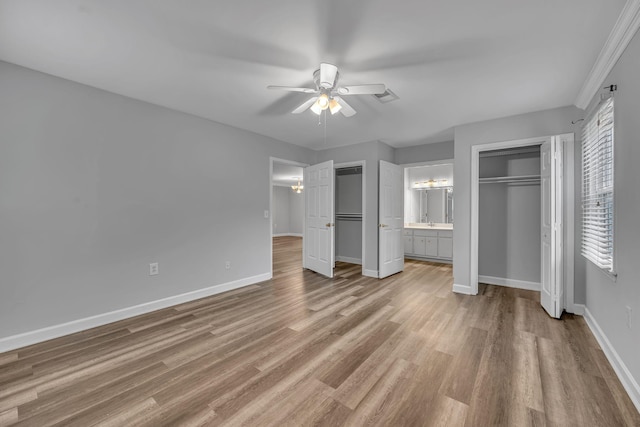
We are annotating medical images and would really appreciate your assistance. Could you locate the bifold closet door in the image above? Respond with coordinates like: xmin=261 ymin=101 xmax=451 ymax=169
xmin=540 ymin=138 xmax=563 ymax=318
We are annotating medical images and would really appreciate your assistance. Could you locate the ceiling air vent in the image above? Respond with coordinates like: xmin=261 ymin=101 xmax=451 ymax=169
xmin=373 ymin=89 xmax=399 ymax=104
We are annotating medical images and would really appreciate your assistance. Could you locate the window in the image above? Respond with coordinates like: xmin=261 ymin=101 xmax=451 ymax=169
xmin=581 ymin=97 xmax=615 ymax=272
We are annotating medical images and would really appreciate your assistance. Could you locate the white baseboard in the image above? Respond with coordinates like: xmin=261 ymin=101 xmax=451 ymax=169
xmin=0 ymin=272 xmax=271 ymax=353
xmin=336 ymin=256 xmax=362 ymax=265
xmin=453 ymin=283 xmax=473 ymax=295
xmin=569 ymin=303 xmax=585 ymax=316
xmin=404 ymin=255 xmax=452 ymax=265
xmin=363 ymin=269 xmax=378 ymax=278
xmin=478 ymin=275 xmax=541 ymax=291
xmin=273 ymin=233 xmax=302 ymax=237
xmin=583 ymin=307 xmax=640 ymax=413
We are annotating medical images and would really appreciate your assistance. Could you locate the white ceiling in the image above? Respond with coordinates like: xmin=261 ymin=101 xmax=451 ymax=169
xmin=0 ymin=0 xmax=626 ymax=150
xmin=273 ymin=163 xmax=303 ymax=187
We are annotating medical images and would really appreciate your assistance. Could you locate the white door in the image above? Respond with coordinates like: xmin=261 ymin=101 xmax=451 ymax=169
xmin=304 ymin=160 xmax=334 ymax=278
xmin=379 ymin=160 xmax=404 ymax=278
xmin=540 ymin=138 xmax=563 ymax=318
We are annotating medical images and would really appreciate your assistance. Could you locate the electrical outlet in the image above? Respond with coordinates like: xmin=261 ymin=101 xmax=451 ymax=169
xmin=149 ymin=262 xmax=159 ymax=276
xmin=225 ymin=261 xmax=231 ymax=270
xmin=264 ymin=210 xmax=269 ymax=219
xmin=626 ymin=306 xmax=632 ymax=329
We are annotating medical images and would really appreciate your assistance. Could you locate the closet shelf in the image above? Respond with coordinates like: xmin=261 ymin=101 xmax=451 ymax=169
xmin=479 ymin=174 xmax=540 ymax=184
xmin=335 ymin=212 xmax=362 ymax=217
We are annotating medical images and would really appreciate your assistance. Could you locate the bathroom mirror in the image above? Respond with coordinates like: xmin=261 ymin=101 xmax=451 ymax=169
xmin=404 ymin=162 xmax=454 ymax=225
xmin=416 ymin=188 xmax=454 ymax=224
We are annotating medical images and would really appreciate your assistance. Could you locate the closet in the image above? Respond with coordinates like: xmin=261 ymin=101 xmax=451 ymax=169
xmin=335 ymin=166 xmax=363 ymax=265
xmin=478 ymin=145 xmax=542 ymax=290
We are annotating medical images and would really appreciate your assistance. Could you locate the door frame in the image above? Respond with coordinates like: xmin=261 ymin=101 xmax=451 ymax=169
xmin=334 ymin=160 xmax=367 ymax=276
xmin=468 ymin=134 xmax=575 ymax=312
xmin=269 ymin=157 xmax=309 ymax=279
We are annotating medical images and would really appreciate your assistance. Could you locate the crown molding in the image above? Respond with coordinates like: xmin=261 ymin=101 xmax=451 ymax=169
xmin=575 ymin=0 xmax=640 ymax=109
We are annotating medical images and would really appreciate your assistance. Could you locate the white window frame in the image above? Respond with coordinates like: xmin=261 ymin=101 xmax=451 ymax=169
xmin=581 ymin=96 xmax=616 ymax=275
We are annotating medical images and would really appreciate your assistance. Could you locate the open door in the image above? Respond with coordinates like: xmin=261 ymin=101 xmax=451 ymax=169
xmin=304 ymin=160 xmax=334 ymax=278
xmin=540 ymin=138 xmax=563 ymax=318
xmin=379 ymin=160 xmax=404 ymax=278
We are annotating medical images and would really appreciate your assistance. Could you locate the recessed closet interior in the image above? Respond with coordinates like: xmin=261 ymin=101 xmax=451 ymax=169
xmin=478 ymin=145 xmax=542 ymax=289
xmin=335 ymin=166 xmax=363 ymax=265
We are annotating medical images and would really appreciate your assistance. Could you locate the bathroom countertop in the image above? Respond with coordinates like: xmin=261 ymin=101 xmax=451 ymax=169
xmin=404 ymin=223 xmax=453 ymax=231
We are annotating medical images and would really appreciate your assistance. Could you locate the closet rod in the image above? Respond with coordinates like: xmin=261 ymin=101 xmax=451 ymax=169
xmin=336 ymin=216 xmax=362 ymax=221
xmin=336 ymin=166 xmax=362 ymax=175
xmin=479 ymin=145 xmax=540 ymax=158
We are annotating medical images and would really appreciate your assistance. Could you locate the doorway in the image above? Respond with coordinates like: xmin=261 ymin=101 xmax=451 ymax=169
xmin=269 ymin=157 xmax=308 ymax=278
xmin=401 ymin=160 xmax=454 ymax=265
xmin=334 ymin=161 xmax=366 ymax=275
xmin=468 ymin=134 xmax=575 ymax=318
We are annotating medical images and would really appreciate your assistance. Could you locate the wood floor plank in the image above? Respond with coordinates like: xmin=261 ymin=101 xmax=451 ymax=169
xmin=0 ymin=236 xmax=635 ymax=426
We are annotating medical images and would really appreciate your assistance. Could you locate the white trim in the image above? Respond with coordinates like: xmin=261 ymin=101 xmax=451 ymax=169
xmin=273 ymin=233 xmax=303 ymax=238
xmin=399 ymin=158 xmax=455 ymax=169
xmin=334 ymin=160 xmax=367 ymax=277
xmin=575 ymin=0 xmax=640 ymax=109
xmin=478 ymin=275 xmax=541 ymax=291
xmin=583 ymin=307 xmax=640 ymax=413
xmin=562 ymin=134 xmax=577 ymax=314
xmin=270 ymin=157 xmax=309 ymax=278
xmin=0 ymin=273 xmax=271 ymax=353
xmin=335 ymin=256 xmax=362 ymax=265
xmin=363 ymin=269 xmax=378 ymax=278
xmin=404 ymin=255 xmax=452 ymax=265
xmin=470 ymin=136 xmax=551 ymax=296
xmin=453 ymin=283 xmax=473 ymax=295
xmin=572 ymin=304 xmax=586 ymax=316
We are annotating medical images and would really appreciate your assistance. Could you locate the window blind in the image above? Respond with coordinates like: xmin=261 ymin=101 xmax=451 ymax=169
xmin=581 ymin=97 xmax=614 ymax=271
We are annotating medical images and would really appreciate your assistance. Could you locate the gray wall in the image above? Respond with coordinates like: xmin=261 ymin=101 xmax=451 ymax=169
xmin=479 ymin=153 xmax=541 ymax=284
xmin=272 ymin=186 xmax=291 ymax=235
xmin=581 ymin=28 xmax=640 ymax=390
xmin=289 ymin=191 xmax=303 ymax=234
xmin=317 ymin=141 xmax=395 ymax=274
xmin=335 ymin=172 xmax=363 ymax=262
xmin=452 ymin=105 xmax=582 ymax=295
xmin=395 ymin=140 xmax=454 ymax=164
xmin=0 ymin=61 xmax=315 ymax=339
xmin=272 ymin=186 xmax=303 ymax=235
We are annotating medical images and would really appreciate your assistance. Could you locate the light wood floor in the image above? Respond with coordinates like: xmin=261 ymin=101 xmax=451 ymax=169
xmin=1 ymin=236 xmax=638 ymax=426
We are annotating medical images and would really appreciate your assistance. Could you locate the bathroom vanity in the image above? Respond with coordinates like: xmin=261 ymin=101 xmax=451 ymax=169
xmin=403 ymin=162 xmax=454 ymax=263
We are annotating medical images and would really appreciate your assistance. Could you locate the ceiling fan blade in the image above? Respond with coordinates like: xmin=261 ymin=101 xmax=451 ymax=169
xmin=292 ymin=97 xmax=318 ymax=114
xmin=334 ymin=96 xmax=356 ymax=117
xmin=267 ymin=86 xmax=318 ymax=94
xmin=319 ymin=63 xmax=338 ymax=88
xmin=336 ymin=84 xmax=386 ymax=95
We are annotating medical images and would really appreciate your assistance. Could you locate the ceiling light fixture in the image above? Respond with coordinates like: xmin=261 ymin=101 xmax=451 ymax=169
xmin=291 ymin=178 xmax=304 ymax=193
xmin=311 ymin=93 xmax=330 ymax=116
xmin=329 ymin=98 xmax=342 ymax=115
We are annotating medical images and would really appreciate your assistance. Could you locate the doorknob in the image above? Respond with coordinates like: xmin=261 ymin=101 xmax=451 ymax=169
xmin=325 ymin=223 xmax=334 ymax=227
xmin=379 ymin=224 xmax=388 ymax=228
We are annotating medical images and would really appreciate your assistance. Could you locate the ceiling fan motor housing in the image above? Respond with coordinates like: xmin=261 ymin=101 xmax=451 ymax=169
xmin=314 ymin=63 xmax=339 ymax=89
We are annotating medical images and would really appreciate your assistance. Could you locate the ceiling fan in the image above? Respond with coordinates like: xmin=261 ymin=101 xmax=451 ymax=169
xmin=267 ymin=63 xmax=386 ymax=117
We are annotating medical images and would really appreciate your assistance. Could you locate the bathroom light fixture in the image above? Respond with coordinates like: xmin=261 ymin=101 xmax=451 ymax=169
xmin=291 ymin=178 xmax=304 ymax=193
xmin=412 ymin=178 xmax=451 ymax=189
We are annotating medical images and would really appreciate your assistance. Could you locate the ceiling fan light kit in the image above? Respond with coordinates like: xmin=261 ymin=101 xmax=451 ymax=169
xmin=267 ymin=63 xmax=387 ymax=118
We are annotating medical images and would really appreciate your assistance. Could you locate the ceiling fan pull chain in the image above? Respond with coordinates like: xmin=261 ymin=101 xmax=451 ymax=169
xmin=324 ymin=110 xmax=327 ymax=145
